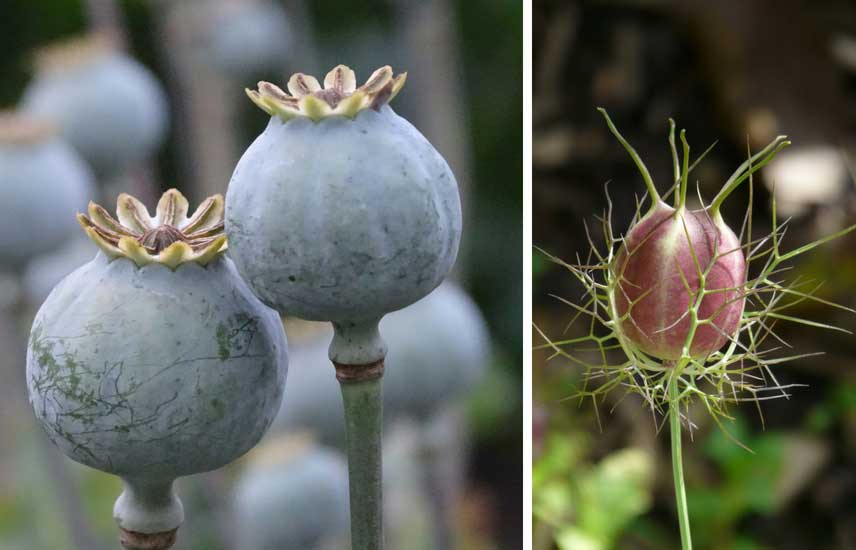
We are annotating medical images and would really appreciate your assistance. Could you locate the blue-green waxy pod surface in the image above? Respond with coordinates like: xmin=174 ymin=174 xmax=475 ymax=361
xmin=225 ymin=105 xmax=462 ymax=324
xmin=0 ymin=137 xmax=94 ymax=270
xmin=27 ymin=253 xmax=287 ymax=479
xmin=27 ymin=253 xmax=287 ymax=535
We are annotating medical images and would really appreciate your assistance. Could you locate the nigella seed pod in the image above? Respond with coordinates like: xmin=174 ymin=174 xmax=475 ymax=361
xmin=0 ymin=113 xmax=94 ymax=270
xmin=542 ymin=110 xmax=856 ymax=550
xmin=226 ymin=65 xmax=461 ymax=355
xmin=613 ymin=201 xmax=746 ymax=360
xmin=21 ymin=34 xmax=169 ymax=179
xmin=26 ymin=189 xmax=287 ymax=549
xmin=593 ymin=109 xmax=790 ymax=363
xmin=233 ymin=435 xmax=350 ymax=550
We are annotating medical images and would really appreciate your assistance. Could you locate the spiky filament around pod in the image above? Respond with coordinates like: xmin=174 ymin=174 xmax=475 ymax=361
xmin=77 ymin=189 xmax=227 ymax=270
xmin=536 ymin=112 xmax=856 ymax=441
xmin=246 ymin=65 xmax=407 ymax=122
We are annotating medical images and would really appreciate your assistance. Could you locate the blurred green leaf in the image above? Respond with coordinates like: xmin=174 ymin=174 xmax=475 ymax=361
xmin=687 ymin=414 xmax=785 ymax=547
xmin=576 ymin=448 xmax=653 ymax=545
xmin=534 ymin=437 xmax=653 ymax=549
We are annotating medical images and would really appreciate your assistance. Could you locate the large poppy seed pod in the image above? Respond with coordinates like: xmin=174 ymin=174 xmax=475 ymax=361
xmin=21 ymin=34 xmax=169 ymax=179
xmin=206 ymin=0 xmax=292 ymax=79
xmin=26 ymin=189 xmax=287 ymax=549
xmin=233 ymin=435 xmax=350 ymax=550
xmin=226 ymin=65 xmax=462 ymax=363
xmin=0 ymin=113 xmax=94 ymax=271
xmin=382 ymin=281 xmax=490 ymax=421
xmin=613 ymin=201 xmax=747 ymax=361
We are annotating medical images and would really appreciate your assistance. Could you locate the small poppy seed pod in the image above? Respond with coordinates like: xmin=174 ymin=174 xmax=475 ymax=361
xmin=232 ymin=435 xmax=350 ymax=550
xmin=21 ymin=34 xmax=169 ymax=179
xmin=22 ymin=236 xmax=96 ymax=304
xmin=206 ymin=0 xmax=292 ymax=79
xmin=26 ymin=189 xmax=287 ymax=549
xmin=273 ymin=323 xmax=346 ymax=446
xmin=0 ymin=113 xmax=94 ymax=271
xmin=382 ymin=282 xmax=490 ymax=420
xmin=613 ymin=201 xmax=746 ymax=360
xmin=274 ymin=282 xmax=488 ymax=443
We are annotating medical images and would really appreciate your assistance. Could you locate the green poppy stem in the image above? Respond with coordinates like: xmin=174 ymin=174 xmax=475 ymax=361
xmin=338 ymin=370 xmax=385 ymax=550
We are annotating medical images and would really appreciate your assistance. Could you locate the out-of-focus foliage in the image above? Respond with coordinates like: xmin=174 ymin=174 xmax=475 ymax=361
xmin=687 ymin=415 xmax=784 ymax=549
xmin=534 ymin=432 xmax=653 ymax=550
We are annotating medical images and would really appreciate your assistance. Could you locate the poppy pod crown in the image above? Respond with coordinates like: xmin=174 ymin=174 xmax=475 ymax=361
xmin=246 ymin=64 xmax=407 ymax=122
xmin=78 ymin=189 xmax=227 ymax=269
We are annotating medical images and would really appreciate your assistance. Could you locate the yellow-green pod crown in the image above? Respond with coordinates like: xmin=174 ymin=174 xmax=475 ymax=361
xmin=77 ymin=189 xmax=227 ymax=269
xmin=246 ymin=64 xmax=407 ymax=122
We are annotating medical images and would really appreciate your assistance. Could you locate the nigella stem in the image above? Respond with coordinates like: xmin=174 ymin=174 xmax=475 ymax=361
xmin=339 ymin=372 xmax=384 ymax=550
xmin=669 ymin=376 xmax=693 ymax=550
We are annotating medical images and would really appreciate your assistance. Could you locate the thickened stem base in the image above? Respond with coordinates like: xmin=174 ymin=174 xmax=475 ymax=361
xmin=336 ymin=363 xmax=385 ymax=550
xmin=113 ymin=477 xmax=183 ymax=550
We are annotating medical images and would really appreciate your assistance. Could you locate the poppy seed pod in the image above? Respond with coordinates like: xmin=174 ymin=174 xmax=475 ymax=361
xmin=274 ymin=282 xmax=488 ymax=443
xmin=233 ymin=435 xmax=350 ymax=550
xmin=27 ymin=190 xmax=287 ymax=549
xmin=273 ymin=324 xmax=345 ymax=446
xmin=225 ymin=66 xmax=461 ymax=358
xmin=382 ymin=281 xmax=490 ymax=420
xmin=22 ymin=236 xmax=96 ymax=304
xmin=21 ymin=34 xmax=169 ymax=179
xmin=0 ymin=113 xmax=94 ymax=271
xmin=613 ymin=201 xmax=746 ymax=360
xmin=206 ymin=0 xmax=292 ymax=79
xmin=228 ymin=65 xmax=462 ymax=550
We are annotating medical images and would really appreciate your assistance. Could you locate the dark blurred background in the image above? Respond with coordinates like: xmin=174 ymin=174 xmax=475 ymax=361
xmin=534 ymin=1 xmax=856 ymax=549
xmin=0 ymin=1 xmax=522 ymax=548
